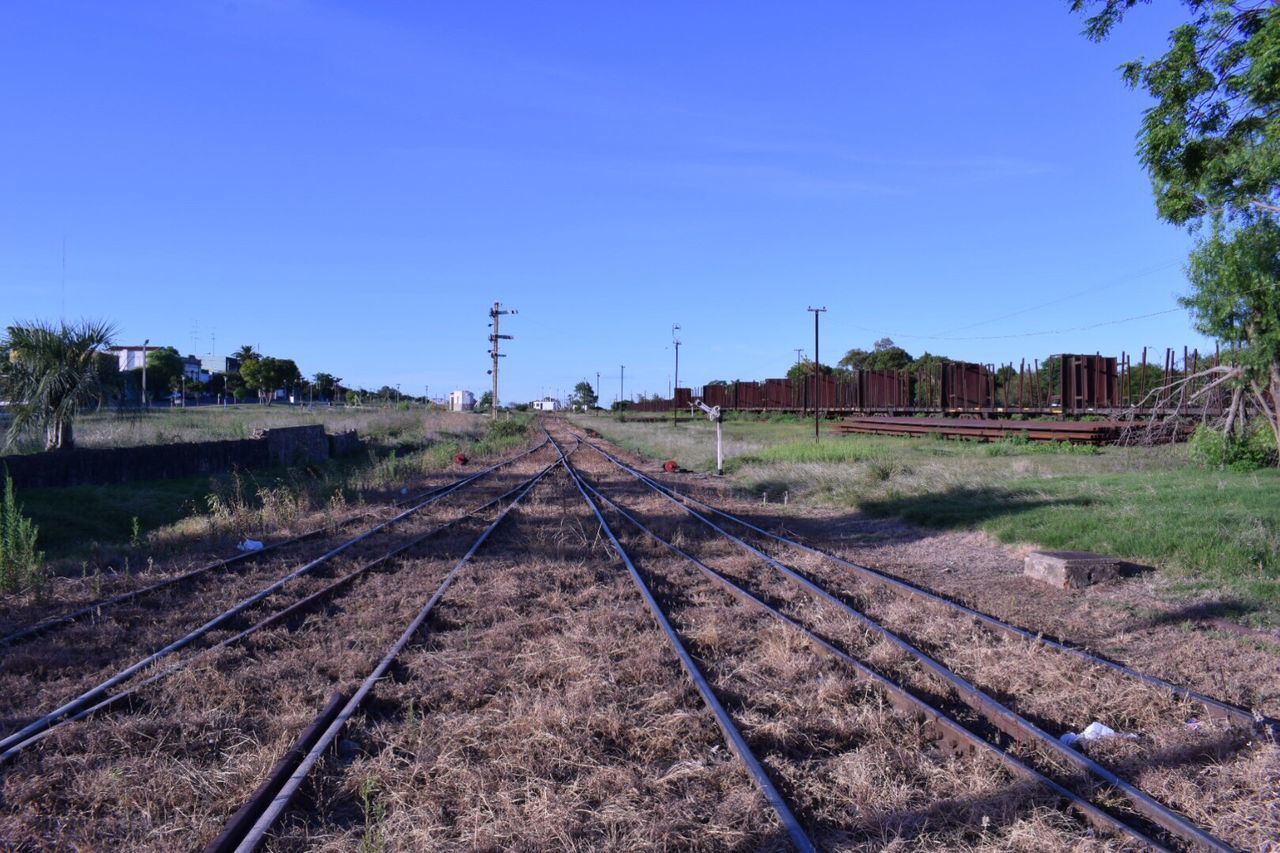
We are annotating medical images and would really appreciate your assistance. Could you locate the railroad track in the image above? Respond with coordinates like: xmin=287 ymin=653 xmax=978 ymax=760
xmin=541 ymin=422 xmax=1272 ymax=851
xmin=0 ymin=437 xmax=551 ymax=650
xmin=0 ymin=437 xmax=566 ymax=847
xmin=0 ymin=440 xmax=553 ymax=742
xmin=2 ymin=422 xmax=1272 ymax=849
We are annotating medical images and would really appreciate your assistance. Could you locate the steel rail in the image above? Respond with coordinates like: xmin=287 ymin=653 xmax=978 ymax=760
xmin=230 ymin=454 xmax=560 ymax=852
xmin=0 ymin=460 xmax=563 ymax=766
xmin=574 ymin=473 xmax=1169 ymax=851
xmin=0 ymin=442 xmax=559 ymax=756
xmin=204 ymin=690 xmax=347 ymax=853
xmin=574 ymin=436 xmax=1238 ymax=852
xmin=0 ymin=437 xmax=549 ymax=649
xmin=549 ymin=434 xmax=816 ymax=853
xmin=578 ymin=432 xmax=1276 ymax=736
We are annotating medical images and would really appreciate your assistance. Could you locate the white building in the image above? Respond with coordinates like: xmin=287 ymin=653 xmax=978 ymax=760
xmin=448 ymin=390 xmax=475 ymax=412
xmin=530 ymin=398 xmax=561 ymax=412
xmin=107 ymin=344 xmax=158 ymax=372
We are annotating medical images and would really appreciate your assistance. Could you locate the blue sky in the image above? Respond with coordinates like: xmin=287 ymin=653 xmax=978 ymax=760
xmin=2 ymin=2 xmax=1208 ymax=404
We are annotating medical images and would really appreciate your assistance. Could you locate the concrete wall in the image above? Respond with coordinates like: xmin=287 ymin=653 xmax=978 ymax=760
xmin=0 ymin=425 xmax=364 ymax=489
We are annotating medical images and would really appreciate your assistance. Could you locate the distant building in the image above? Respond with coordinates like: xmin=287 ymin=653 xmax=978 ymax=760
xmin=448 ymin=390 xmax=475 ymax=412
xmin=200 ymin=356 xmax=241 ymax=377
xmin=530 ymin=398 xmax=561 ymax=412
xmin=182 ymin=355 xmax=209 ymax=383
xmin=108 ymin=344 xmax=160 ymax=372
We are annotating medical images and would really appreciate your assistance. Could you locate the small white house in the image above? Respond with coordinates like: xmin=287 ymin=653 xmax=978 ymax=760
xmin=448 ymin=390 xmax=476 ymax=412
xmin=108 ymin=344 xmax=162 ymax=372
xmin=530 ymin=398 xmax=561 ymax=412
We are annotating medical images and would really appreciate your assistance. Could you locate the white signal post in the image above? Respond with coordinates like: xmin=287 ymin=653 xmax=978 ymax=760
xmin=693 ymin=399 xmax=724 ymax=475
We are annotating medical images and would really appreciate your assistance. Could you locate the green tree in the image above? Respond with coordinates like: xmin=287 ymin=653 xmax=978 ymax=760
xmin=837 ymin=348 xmax=871 ymax=370
xmin=477 ymin=390 xmax=494 ymax=411
xmin=240 ymin=356 xmax=296 ymax=404
xmin=571 ymin=380 xmax=599 ymax=409
xmin=93 ymin=351 xmax=123 ymax=405
xmin=1075 ymin=0 xmax=1280 ymax=456
xmin=2 ymin=319 xmax=116 ymax=450
xmin=863 ymin=346 xmax=913 ymax=371
xmin=839 ymin=338 xmax=914 ymax=371
xmin=313 ymin=372 xmax=341 ymax=401
xmin=232 ymin=344 xmax=260 ymax=363
xmin=786 ymin=359 xmax=833 ymax=381
xmin=137 ymin=347 xmax=184 ymax=402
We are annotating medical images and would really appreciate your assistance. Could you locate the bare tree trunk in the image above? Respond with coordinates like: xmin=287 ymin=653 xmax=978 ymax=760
xmin=1271 ymin=366 xmax=1280 ymax=464
xmin=46 ymin=418 xmax=73 ymax=451
xmin=1224 ymin=386 xmax=1243 ymax=436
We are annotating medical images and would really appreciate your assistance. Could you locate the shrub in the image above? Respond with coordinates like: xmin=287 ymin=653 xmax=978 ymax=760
xmin=1189 ymin=423 xmax=1277 ymax=471
xmin=0 ymin=472 xmax=45 ymax=593
xmin=488 ymin=417 xmax=530 ymax=439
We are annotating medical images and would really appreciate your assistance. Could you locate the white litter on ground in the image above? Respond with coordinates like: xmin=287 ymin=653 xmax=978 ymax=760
xmin=1060 ymin=721 xmax=1137 ymax=747
xmin=237 ymin=539 xmax=265 ymax=552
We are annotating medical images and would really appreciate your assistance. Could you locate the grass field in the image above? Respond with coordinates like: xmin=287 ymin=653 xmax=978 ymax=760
xmin=571 ymin=413 xmax=1280 ymax=621
xmin=0 ymin=403 xmax=441 ymax=455
xmin=11 ymin=409 xmax=531 ymax=565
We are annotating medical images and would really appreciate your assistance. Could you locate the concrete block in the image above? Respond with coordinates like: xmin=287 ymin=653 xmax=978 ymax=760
xmin=1024 ymin=551 xmax=1122 ymax=589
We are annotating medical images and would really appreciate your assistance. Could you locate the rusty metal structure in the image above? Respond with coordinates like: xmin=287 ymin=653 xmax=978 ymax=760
xmin=622 ymin=347 xmax=1229 ymax=420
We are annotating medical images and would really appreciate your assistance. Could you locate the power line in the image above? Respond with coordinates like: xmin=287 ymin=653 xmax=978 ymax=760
xmin=847 ymin=306 xmax=1186 ymax=342
xmin=928 ymin=259 xmax=1181 ymax=336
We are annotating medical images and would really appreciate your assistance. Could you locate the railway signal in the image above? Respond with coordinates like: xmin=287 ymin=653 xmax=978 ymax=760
xmin=672 ymin=323 xmax=681 ymax=427
xmin=488 ymin=302 xmax=516 ymax=420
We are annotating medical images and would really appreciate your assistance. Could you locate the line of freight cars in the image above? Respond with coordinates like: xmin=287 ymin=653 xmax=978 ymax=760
xmin=625 ymin=349 xmax=1226 ymax=417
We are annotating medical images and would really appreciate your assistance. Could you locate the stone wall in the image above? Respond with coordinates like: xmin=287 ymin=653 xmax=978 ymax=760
xmin=0 ymin=425 xmax=364 ymax=489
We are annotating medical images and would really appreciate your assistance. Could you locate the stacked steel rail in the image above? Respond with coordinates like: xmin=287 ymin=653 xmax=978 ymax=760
xmin=555 ymin=424 xmax=1271 ymax=851
xmin=618 ymin=346 xmax=1228 ymax=421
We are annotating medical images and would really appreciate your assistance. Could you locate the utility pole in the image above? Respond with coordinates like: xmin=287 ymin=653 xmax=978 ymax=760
xmin=672 ymin=323 xmax=681 ymax=427
xmin=807 ymin=306 xmax=827 ymax=442
xmin=619 ymin=365 xmax=625 ymax=411
xmin=141 ymin=338 xmax=150 ymax=410
xmin=488 ymin=302 xmax=516 ymax=420
xmin=794 ymin=348 xmax=804 ymax=363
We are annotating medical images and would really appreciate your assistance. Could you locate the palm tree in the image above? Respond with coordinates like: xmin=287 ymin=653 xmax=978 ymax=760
xmin=3 ymin=319 xmax=116 ymax=451
xmin=232 ymin=344 xmax=260 ymax=362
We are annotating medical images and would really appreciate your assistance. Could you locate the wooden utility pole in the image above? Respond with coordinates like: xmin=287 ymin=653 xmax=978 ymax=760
xmin=488 ymin=302 xmax=516 ymax=420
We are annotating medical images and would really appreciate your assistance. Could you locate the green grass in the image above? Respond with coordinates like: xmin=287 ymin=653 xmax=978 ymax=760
xmin=14 ymin=412 xmax=532 ymax=565
xmin=729 ymin=440 xmax=880 ymax=467
xmin=1 ymin=403 xmax=450 ymax=455
xmin=19 ymin=476 xmax=215 ymax=559
xmin=571 ymin=414 xmax=1280 ymax=622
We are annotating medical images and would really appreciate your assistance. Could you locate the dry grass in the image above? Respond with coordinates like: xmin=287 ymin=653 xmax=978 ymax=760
xmin=268 ymin=467 xmax=783 ymax=850
xmin=0 ymin=442 xmax=557 ymax=849
xmin=3 ymin=421 xmax=1274 ymax=850
xmin=550 ymin=429 xmax=1279 ymax=850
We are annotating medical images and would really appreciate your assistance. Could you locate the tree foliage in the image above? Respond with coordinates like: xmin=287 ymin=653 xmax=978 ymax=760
xmin=838 ymin=338 xmax=920 ymax=372
xmin=571 ymin=380 xmax=598 ymax=409
xmin=2 ymin=319 xmax=116 ymax=450
xmin=786 ymin=359 xmax=834 ymax=381
xmin=240 ymin=356 xmax=300 ymax=404
xmin=1075 ymin=0 xmax=1280 ymax=457
xmin=138 ymin=347 xmax=183 ymax=401
xmin=312 ymin=372 xmax=341 ymax=401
